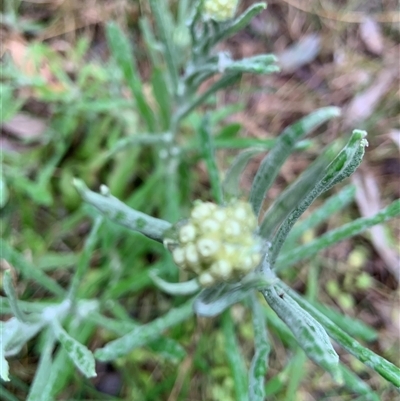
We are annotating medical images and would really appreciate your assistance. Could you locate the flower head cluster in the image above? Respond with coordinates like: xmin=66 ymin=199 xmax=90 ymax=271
xmin=167 ymin=200 xmax=262 ymax=287
xmin=203 ymin=0 xmax=239 ymax=22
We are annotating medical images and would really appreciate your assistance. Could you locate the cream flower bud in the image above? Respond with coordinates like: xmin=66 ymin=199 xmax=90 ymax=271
xmin=185 ymin=243 xmax=200 ymax=268
xmin=202 ymin=218 xmax=220 ymax=232
xmin=197 ymin=238 xmax=219 ymax=258
xmin=191 ymin=201 xmax=216 ymax=220
xmin=198 ymin=272 xmax=215 ymax=287
xmin=210 ymin=260 xmax=232 ymax=279
xmin=203 ymin=0 xmax=239 ymax=21
xmin=172 ymin=248 xmax=186 ymax=266
xmin=179 ymin=223 xmax=196 ymax=243
xmin=213 ymin=209 xmax=227 ymax=222
xmin=223 ymin=220 xmax=241 ymax=237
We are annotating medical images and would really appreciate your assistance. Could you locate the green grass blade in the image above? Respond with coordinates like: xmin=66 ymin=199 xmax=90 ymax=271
xmin=51 ymin=319 xmax=96 ymax=378
xmin=339 ymin=363 xmax=380 ymax=401
xmin=249 ymin=294 xmax=270 ymax=401
xmin=262 ymin=286 xmax=342 ymax=383
xmin=67 ymin=216 xmax=102 ymax=302
xmin=269 ymin=130 xmax=368 ymax=264
xmin=249 ymin=107 xmax=341 ymax=217
xmin=151 ymin=68 xmax=172 ymax=130
xmin=198 ymin=115 xmax=223 ymax=203
xmin=276 ymin=199 xmax=400 ymax=271
xmin=139 ymin=17 xmax=163 ymax=68
xmin=222 ymin=148 xmax=265 ymax=200
xmin=26 ymin=329 xmax=56 ymax=401
xmin=73 ymin=179 xmax=171 ymax=241
xmin=222 ymin=310 xmax=248 ymax=401
xmin=310 ymin=302 xmax=377 ymax=342
xmin=106 ymin=132 xmax=172 ymax=158
xmin=277 ymin=281 xmax=400 ymax=387
xmin=95 ymin=298 xmax=194 ymax=361
xmin=0 ymin=385 xmax=19 ymax=401
xmin=3 ymin=270 xmax=28 ymax=323
xmin=284 ymin=185 xmax=356 ymax=246
xmin=105 ymin=22 xmax=156 ymax=132
xmin=0 ymin=240 xmax=65 ymax=297
xmin=176 ymin=73 xmax=241 ymax=123
xmin=285 ymin=348 xmax=307 ymax=401
xmin=149 ymin=0 xmax=179 ymax=93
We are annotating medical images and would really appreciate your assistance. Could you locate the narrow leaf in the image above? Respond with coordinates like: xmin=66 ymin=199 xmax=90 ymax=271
xmin=150 ymin=271 xmax=200 ymax=295
xmin=51 ymin=319 xmax=96 ymax=378
xmin=176 ymin=73 xmax=241 ymax=123
xmin=249 ymin=294 xmax=270 ymax=401
xmin=149 ymin=0 xmax=179 ymax=92
xmin=339 ymin=363 xmax=380 ymax=401
xmin=285 ymin=348 xmax=307 ymax=401
xmin=26 ymin=330 xmax=56 ymax=401
xmin=0 ymin=240 xmax=65 ymax=297
xmin=259 ymin=143 xmax=338 ymax=240
xmin=95 ymin=298 xmax=194 ymax=361
xmin=0 ymin=171 xmax=9 ymax=208
xmin=194 ymin=273 xmax=273 ymax=317
xmin=106 ymin=132 xmax=172 ymax=158
xmin=262 ymin=286 xmax=342 ymax=383
xmin=284 ymin=185 xmax=356 ymax=246
xmin=211 ymin=3 xmax=267 ymax=46
xmin=198 ymin=115 xmax=223 ymax=203
xmin=1 ymin=318 xmax=44 ymax=357
xmin=269 ymin=130 xmax=368 ymax=264
xmin=3 ymin=270 xmax=28 ymax=322
xmin=0 ymin=350 xmax=9 ymax=382
xmin=67 ymin=216 xmax=103 ymax=302
xmin=310 ymin=302 xmax=377 ymax=342
xmin=89 ymin=312 xmax=186 ymax=362
xmin=106 ymin=22 xmax=156 ymax=131
xmin=277 ymin=281 xmax=400 ymax=387
xmin=249 ymin=107 xmax=341 ymax=217
xmin=222 ymin=311 xmax=248 ymax=401
xmin=276 ymin=199 xmax=400 ymax=271
xmin=222 ymin=148 xmax=265 ymax=200
xmin=73 ymin=179 xmax=171 ymax=241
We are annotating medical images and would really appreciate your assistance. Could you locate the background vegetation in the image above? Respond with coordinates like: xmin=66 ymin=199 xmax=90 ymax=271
xmin=1 ymin=0 xmax=399 ymax=400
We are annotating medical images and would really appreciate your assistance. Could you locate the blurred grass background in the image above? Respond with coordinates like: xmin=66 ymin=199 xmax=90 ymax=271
xmin=1 ymin=0 xmax=399 ymax=400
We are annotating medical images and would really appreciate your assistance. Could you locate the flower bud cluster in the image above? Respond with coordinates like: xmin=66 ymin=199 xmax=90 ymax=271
xmin=168 ymin=200 xmax=262 ymax=287
xmin=203 ymin=0 xmax=239 ymax=22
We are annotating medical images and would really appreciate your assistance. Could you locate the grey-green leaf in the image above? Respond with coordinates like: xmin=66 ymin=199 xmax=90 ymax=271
xmin=249 ymin=107 xmax=341 ymax=217
xmin=150 ymin=271 xmax=201 ymax=295
xmin=95 ymin=298 xmax=194 ymax=361
xmin=276 ymin=199 xmax=400 ymax=271
xmin=73 ymin=179 xmax=171 ymax=241
xmin=249 ymin=294 xmax=270 ymax=401
xmin=262 ymin=286 xmax=342 ymax=383
xmin=51 ymin=319 xmax=96 ymax=378
xmin=269 ymin=130 xmax=368 ymax=264
xmin=278 ymin=281 xmax=400 ymax=387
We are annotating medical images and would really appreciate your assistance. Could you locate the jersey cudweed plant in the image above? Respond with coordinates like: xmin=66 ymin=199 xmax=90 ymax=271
xmin=2 ymin=1 xmax=400 ymax=400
